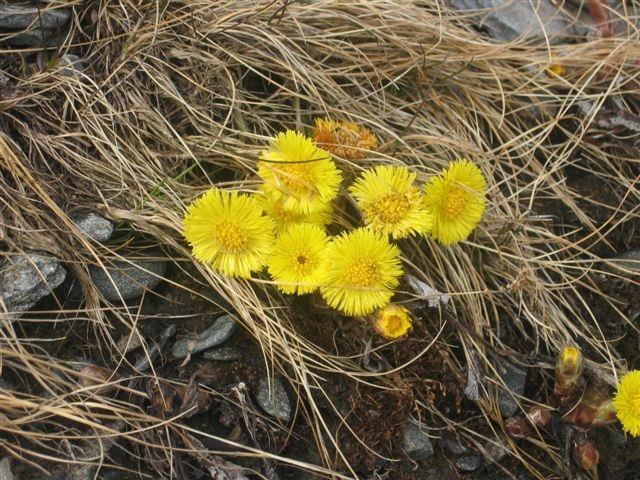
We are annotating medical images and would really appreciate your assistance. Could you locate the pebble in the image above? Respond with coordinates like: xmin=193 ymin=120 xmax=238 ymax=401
xmin=605 ymin=250 xmax=640 ymax=273
xmin=455 ymin=453 xmax=483 ymax=472
xmin=71 ymin=212 xmax=113 ymax=242
xmin=446 ymin=0 xmax=576 ymax=44
xmin=172 ymin=314 xmax=237 ymax=359
xmin=203 ymin=344 xmax=242 ymax=362
xmin=88 ymin=257 xmax=166 ymax=302
xmin=443 ymin=435 xmax=468 ymax=455
xmin=0 ymin=5 xmax=71 ymax=30
xmin=497 ymin=361 xmax=527 ymax=418
xmin=402 ymin=418 xmax=435 ymax=461
xmin=255 ymin=376 xmax=292 ymax=423
xmin=58 ymin=54 xmax=86 ymax=77
xmin=0 ymin=253 xmax=66 ymax=314
xmin=0 ymin=458 xmax=12 ymax=480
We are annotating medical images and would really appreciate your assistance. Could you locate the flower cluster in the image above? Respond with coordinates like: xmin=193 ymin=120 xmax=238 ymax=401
xmin=183 ymin=120 xmax=488 ymax=337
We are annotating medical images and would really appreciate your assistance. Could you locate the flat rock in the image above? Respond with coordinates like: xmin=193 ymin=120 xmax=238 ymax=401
xmin=447 ymin=0 xmax=576 ymax=44
xmin=0 ymin=5 xmax=71 ymax=30
xmin=497 ymin=361 xmax=527 ymax=418
xmin=89 ymin=257 xmax=166 ymax=302
xmin=0 ymin=458 xmax=12 ymax=480
xmin=255 ymin=376 xmax=291 ymax=423
xmin=71 ymin=212 xmax=113 ymax=242
xmin=402 ymin=418 xmax=434 ymax=461
xmin=172 ymin=314 xmax=237 ymax=359
xmin=203 ymin=344 xmax=242 ymax=362
xmin=0 ymin=253 xmax=66 ymax=314
xmin=4 ymin=28 xmax=65 ymax=48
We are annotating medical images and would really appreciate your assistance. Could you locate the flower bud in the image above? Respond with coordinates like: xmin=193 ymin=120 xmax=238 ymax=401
xmin=573 ymin=440 xmax=599 ymax=471
xmin=526 ymin=406 xmax=551 ymax=428
xmin=553 ymin=346 xmax=584 ymax=406
xmin=563 ymin=386 xmax=617 ymax=429
xmin=506 ymin=417 xmax=530 ymax=439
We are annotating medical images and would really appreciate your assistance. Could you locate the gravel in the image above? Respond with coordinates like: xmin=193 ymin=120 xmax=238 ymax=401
xmin=172 ymin=314 xmax=237 ymax=359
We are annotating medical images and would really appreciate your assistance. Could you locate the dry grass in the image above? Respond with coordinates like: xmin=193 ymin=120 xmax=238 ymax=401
xmin=1 ymin=1 xmax=639 ymax=479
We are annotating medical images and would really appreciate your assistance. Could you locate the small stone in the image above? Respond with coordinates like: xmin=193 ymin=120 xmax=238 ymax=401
xmin=402 ymin=419 xmax=434 ymax=461
xmin=447 ymin=0 xmax=575 ymax=44
xmin=4 ymin=28 xmax=65 ymax=48
xmin=134 ymin=325 xmax=177 ymax=372
xmin=58 ymin=54 xmax=86 ymax=77
xmin=497 ymin=362 xmax=527 ymax=418
xmin=89 ymin=257 xmax=166 ymax=302
xmin=455 ymin=453 xmax=483 ymax=472
xmin=0 ymin=5 xmax=71 ymax=30
xmin=0 ymin=458 xmax=13 ymax=480
xmin=70 ymin=212 xmax=113 ymax=242
xmin=203 ymin=344 xmax=242 ymax=362
xmin=483 ymin=438 xmax=508 ymax=463
xmin=0 ymin=253 xmax=66 ymax=314
xmin=443 ymin=435 xmax=468 ymax=455
xmin=172 ymin=314 xmax=237 ymax=359
xmin=255 ymin=376 xmax=291 ymax=423
xmin=605 ymin=250 xmax=640 ymax=273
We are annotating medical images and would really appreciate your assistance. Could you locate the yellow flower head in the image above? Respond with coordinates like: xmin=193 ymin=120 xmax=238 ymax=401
xmin=183 ymin=188 xmax=275 ymax=278
xmin=349 ymin=165 xmax=433 ymax=239
xmin=258 ymin=130 xmax=342 ymax=214
xmin=258 ymin=191 xmax=333 ymax=233
xmin=312 ymin=118 xmax=378 ymax=160
xmin=613 ymin=370 xmax=640 ymax=437
xmin=423 ymin=159 xmax=487 ymax=245
xmin=373 ymin=304 xmax=412 ymax=339
xmin=267 ymin=223 xmax=329 ymax=294
xmin=320 ymin=228 xmax=403 ymax=316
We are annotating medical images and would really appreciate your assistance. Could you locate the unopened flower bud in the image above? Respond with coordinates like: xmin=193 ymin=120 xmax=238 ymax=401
xmin=526 ymin=406 xmax=551 ymax=428
xmin=553 ymin=346 xmax=584 ymax=406
xmin=573 ymin=440 xmax=599 ymax=471
xmin=506 ymin=417 xmax=530 ymax=439
xmin=563 ymin=386 xmax=617 ymax=429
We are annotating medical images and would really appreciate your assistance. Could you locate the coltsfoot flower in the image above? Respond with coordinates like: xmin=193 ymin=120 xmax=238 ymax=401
xmin=183 ymin=188 xmax=275 ymax=278
xmin=373 ymin=304 xmax=412 ymax=339
xmin=350 ymin=165 xmax=432 ymax=239
xmin=259 ymin=130 xmax=342 ymax=214
xmin=267 ymin=223 xmax=330 ymax=295
xmin=312 ymin=118 xmax=378 ymax=160
xmin=320 ymin=228 xmax=403 ymax=316
xmin=258 ymin=191 xmax=333 ymax=233
xmin=613 ymin=370 xmax=640 ymax=437
xmin=423 ymin=159 xmax=487 ymax=245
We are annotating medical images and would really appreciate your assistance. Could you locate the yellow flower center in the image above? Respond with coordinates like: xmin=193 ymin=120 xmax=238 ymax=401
xmin=276 ymin=163 xmax=315 ymax=195
xmin=385 ymin=315 xmax=403 ymax=335
xmin=367 ymin=192 xmax=411 ymax=225
xmin=345 ymin=258 xmax=379 ymax=287
xmin=292 ymin=249 xmax=315 ymax=276
xmin=441 ymin=185 xmax=469 ymax=218
xmin=215 ymin=221 xmax=248 ymax=254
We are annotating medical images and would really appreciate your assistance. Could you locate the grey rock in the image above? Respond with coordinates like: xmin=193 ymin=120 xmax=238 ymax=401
xmin=89 ymin=257 xmax=166 ymax=302
xmin=4 ymin=28 xmax=65 ymax=48
xmin=497 ymin=361 xmax=527 ymax=418
xmin=447 ymin=0 xmax=575 ymax=44
xmin=402 ymin=419 xmax=434 ymax=461
xmin=0 ymin=458 xmax=12 ymax=480
xmin=134 ymin=325 xmax=177 ymax=372
xmin=606 ymin=250 xmax=640 ymax=273
xmin=255 ymin=376 xmax=291 ymax=423
xmin=455 ymin=453 xmax=483 ymax=472
xmin=0 ymin=253 xmax=66 ymax=314
xmin=203 ymin=344 xmax=242 ymax=362
xmin=0 ymin=5 xmax=71 ymax=30
xmin=172 ymin=314 xmax=237 ymax=359
xmin=443 ymin=435 xmax=468 ymax=455
xmin=58 ymin=54 xmax=86 ymax=77
xmin=71 ymin=212 xmax=113 ymax=242
xmin=483 ymin=438 xmax=508 ymax=463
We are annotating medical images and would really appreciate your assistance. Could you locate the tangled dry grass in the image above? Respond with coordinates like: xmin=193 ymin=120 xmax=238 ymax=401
xmin=1 ymin=1 xmax=639 ymax=479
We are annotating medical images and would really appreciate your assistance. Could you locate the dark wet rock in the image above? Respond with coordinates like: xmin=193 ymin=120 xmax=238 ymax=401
xmin=255 ymin=376 xmax=291 ymax=423
xmin=402 ymin=418 xmax=434 ymax=461
xmin=134 ymin=325 xmax=177 ymax=372
xmin=172 ymin=314 xmax=237 ymax=359
xmin=455 ymin=453 xmax=483 ymax=472
xmin=497 ymin=361 xmax=527 ymax=417
xmin=89 ymin=257 xmax=166 ymax=302
xmin=0 ymin=458 xmax=12 ymax=480
xmin=447 ymin=0 xmax=576 ymax=44
xmin=71 ymin=212 xmax=113 ymax=242
xmin=203 ymin=344 xmax=242 ymax=362
xmin=0 ymin=253 xmax=66 ymax=314
xmin=443 ymin=435 xmax=468 ymax=455
xmin=0 ymin=5 xmax=71 ymax=30
xmin=4 ymin=29 xmax=65 ymax=48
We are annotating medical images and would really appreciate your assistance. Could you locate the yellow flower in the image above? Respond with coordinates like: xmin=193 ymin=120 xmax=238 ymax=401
xmin=258 ymin=191 xmax=333 ymax=233
xmin=183 ymin=188 xmax=275 ymax=278
xmin=312 ymin=118 xmax=378 ymax=160
xmin=267 ymin=223 xmax=329 ymax=294
xmin=373 ymin=304 xmax=412 ymax=339
xmin=349 ymin=165 xmax=432 ymax=239
xmin=423 ymin=159 xmax=487 ymax=245
xmin=320 ymin=228 xmax=403 ymax=316
xmin=258 ymin=130 xmax=342 ymax=214
xmin=613 ymin=370 xmax=640 ymax=437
